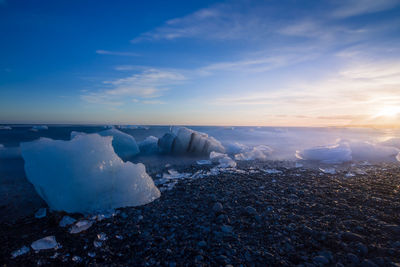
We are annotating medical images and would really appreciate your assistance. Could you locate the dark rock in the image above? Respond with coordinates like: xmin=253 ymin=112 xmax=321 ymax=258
xmin=313 ymin=255 xmax=329 ymax=266
xmin=213 ymin=202 xmax=224 ymax=213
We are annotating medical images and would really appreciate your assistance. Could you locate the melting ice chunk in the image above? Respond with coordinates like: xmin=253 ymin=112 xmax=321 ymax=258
xmin=138 ymin=136 xmax=159 ymax=154
xmin=21 ymin=133 xmax=160 ymax=213
xmin=72 ymin=128 xmax=139 ymax=158
xmin=70 ymin=220 xmax=93 ymax=234
xmin=296 ymin=143 xmax=352 ymax=164
xmin=319 ymin=167 xmax=336 ymax=174
xmin=11 ymin=246 xmax=30 ymax=258
xmin=59 ymin=216 xmax=76 ymax=227
xmin=234 ymin=145 xmax=273 ymax=161
xmin=217 ymin=156 xmax=237 ymax=168
xmin=31 ymin=236 xmax=58 ymax=251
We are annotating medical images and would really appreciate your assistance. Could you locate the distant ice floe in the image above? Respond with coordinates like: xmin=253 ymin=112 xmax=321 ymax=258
xmin=349 ymin=141 xmax=399 ymax=162
xmin=138 ymin=136 xmax=159 ymax=154
xmin=72 ymin=128 xmax=139 ymax=158
xmin=21 ymin=133 xmax=160 ymax=214
xmin=118 ymin=125 xmax=149 ymax=130
xmin=31 ymin=125 xmax=48 ymax=131
xmin=380 ymin=138 xmax=400 ymax=149
xmin=296 ymin=140 xmax=400 ymax=164
xmin=0 ymin=145 xmax=21 ymax=159
xmin=295 ymin=143 xmax=352 ymax=164
xmin=158 ymin=127 xmax=225 ymax=156
xmin=0 ymin=125 xmax=12 ymax=130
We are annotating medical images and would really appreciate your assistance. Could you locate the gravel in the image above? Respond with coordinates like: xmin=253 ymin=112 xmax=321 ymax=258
xmin=1 ymin=161 xmax=400 ymax=266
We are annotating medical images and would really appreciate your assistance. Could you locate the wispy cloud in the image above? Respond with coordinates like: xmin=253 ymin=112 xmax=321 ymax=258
xmin=131 ymin=3 xmax=271 ymax=42
xmin=96 ymin=50 xmax=139 ymax=57
xmin=331 ymin=0 xmax=400 ymax=18
xmin=81 ymin=68 xmax=185 ymax=106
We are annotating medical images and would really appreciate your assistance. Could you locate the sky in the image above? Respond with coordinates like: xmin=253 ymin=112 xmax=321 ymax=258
xmin=0 ymin=0 xmax=400 ymax=127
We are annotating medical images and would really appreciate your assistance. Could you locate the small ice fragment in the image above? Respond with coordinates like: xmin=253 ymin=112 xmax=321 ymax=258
xmin=196 ymin=159 xmax=212 ymax=165
xmin=72 ymin=256 xmax=82 ymax=262
xmin=35 ymin=208 xmax=46 ymax=219
xmin=295 ymin=163 xmax=303 ymax=168
xmin=50 ymin=252 xmax=59 ymax=259
xmin=354 ymin=168 xmax=367 ymax=175
xmin=319 ymin=167 xmax=336 ymax=174
xmin=97 ymin=233 xmax=108 ymax=241
xmin=345 ymin=172 xmax=355 ymax=177
xmin=11 ymin=246 xmax=30 ymax=258
xmin=31 ymin=236 xmax=58 ymax=251
xmin=209 ymin=151 xmax=227 ymax=163
xmin=59 ymin=216 xmax=76 ymax=227
xmin=88 ymin=252 xmax=96 ymax=258
xmin=217 ymin=156 xmax=236 ymax=168
xmin=115 ymin=235 xmax=123 ymax=240
xmin=93 ymin=241 xmax=102 ymax=248
xmin=263 ymin=169 xmax=282 ymax=174
xmin=70 ymin=220 xmax=93 ymax=234
xmin=162 ymin=169 xmax=192 ymax=179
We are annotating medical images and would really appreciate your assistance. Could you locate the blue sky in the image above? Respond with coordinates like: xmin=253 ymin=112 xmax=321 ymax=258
xmin=1 ymin=0 xmax=400 ymax=126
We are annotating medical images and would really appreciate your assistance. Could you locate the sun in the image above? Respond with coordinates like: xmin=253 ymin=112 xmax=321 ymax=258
xmin=374 ymin=106 xmax=400 ymax=118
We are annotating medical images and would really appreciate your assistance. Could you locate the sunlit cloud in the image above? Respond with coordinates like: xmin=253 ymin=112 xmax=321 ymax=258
xmin=211 ymin=58 xmax=400 ymax=126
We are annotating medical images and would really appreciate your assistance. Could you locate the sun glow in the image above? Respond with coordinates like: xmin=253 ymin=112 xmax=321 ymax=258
xmin=374 ymin=106 xmax=400 ymax=118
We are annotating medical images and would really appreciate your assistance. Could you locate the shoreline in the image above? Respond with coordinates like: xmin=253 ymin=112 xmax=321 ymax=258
xmin=1 ymin=162 xmax=400 ymax=266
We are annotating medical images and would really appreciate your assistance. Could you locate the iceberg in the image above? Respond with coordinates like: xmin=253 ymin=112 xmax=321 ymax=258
xmin=72 ymin=128 xmax=139 ymax=158
xmin=0 ymin=126 xmax=12 ymax=130
xmin=396 ymin=152 xmax=400 ymax=162
xmin=21 ymin=133 xmax=160 ymax=214
xmin=138 ymin=136 xmax=159 ymax=154
xmin=158 ymin=127 xmax=225 ymax=156
xmin=295 ymin=143 xmax=352 ymax=164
